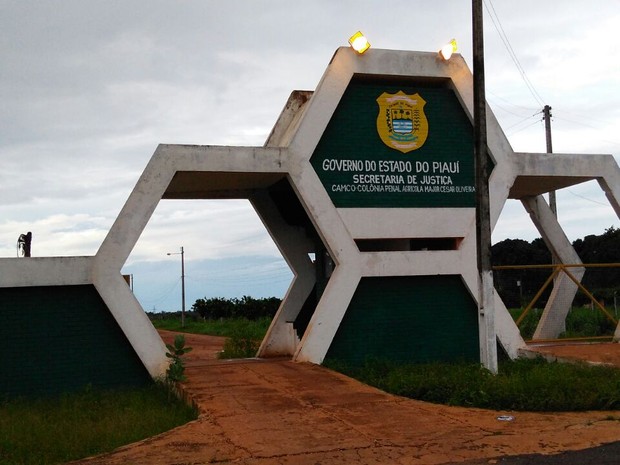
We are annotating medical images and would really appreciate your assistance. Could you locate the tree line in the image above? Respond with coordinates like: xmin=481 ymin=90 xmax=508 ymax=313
xmin=492 ymin=227 xmax=620 ymax=308
xmin=190 ymin=296 xmax=281 ymax=320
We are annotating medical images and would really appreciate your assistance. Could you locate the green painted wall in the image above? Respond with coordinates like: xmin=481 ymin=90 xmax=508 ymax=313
xmin=326 ymin=276 xmax=479 ymax=366
xmin=0 ymin=285 xmax=151 ymax=398
xmin=310 ymin=77 xmax=475 ymax=208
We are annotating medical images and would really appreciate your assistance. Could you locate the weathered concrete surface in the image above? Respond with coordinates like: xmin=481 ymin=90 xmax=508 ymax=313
xmin=71 ymin=332 xmax=620 ymax=465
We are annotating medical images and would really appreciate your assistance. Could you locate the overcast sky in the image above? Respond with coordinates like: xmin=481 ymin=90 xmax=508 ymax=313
xmin=2 ymin=1 xmax=619 ymax=310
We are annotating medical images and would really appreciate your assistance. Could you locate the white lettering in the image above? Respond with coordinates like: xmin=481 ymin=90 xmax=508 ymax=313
xmin=432 ymin=161 xmax=460 ymax=174
xmin=379 ymin=160 xmax=413 ymax=173
xmin=322 ymin=159 xmax=364 ymax=172
xmin=420 ymin=175 xmax=454 ymax=185
xmin=415 ymin=161 xmax=430 ymax=173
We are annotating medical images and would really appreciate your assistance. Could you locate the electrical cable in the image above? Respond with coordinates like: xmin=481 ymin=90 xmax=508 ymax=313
xmin=507 ymin=118 xmax=542 ymax=136
xmin=487 ymin=90 xmax=539 ymax=114
xmin=484 ymin=0 xmax=546 ymax=107
xmin=567 ymin=190 xmax=612 ymax=207
xmin=488 ymin=99 xmax=533 ymax=119
xmin=139 ymin=278 xmax=181 ymax=305
xmin=551 ymin=113 xmax=620 ymax=149
xmin=503 ymin=111 xmax=541 ymax=131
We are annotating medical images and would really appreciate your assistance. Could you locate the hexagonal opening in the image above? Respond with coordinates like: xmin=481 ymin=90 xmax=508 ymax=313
xmin=120 ymin=172 xmax=334 ymax=357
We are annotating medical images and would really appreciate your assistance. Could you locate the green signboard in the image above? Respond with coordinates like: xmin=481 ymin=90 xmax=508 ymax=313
xmin=310 ymin=78 xmax=475 ymax=208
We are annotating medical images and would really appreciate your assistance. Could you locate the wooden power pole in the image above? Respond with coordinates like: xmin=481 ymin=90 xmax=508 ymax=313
xmin=543 ymin=105 xmax=556 ymax=216
xmin=473 ymin=0 xmax=498 ymax=373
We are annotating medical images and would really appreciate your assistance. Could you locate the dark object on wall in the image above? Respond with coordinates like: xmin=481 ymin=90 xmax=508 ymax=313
xmin=17 ymin=231 xmax=32 ymax=257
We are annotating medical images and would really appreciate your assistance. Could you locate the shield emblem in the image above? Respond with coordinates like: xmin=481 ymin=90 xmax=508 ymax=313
xmin=376 ymin=91 xmax=428 ymax=153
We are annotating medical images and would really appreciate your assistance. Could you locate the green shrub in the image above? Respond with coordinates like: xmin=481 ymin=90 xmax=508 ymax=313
xmin=219 ymin=334 xmax=260 ymax=359
xmin=165 ymin=334 xmax=192 ymax=383
xmin=218 ymin=323 xmax=262 ymax=359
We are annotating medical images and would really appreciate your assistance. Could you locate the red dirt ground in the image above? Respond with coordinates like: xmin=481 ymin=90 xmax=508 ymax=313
xmin=70 ymin=332 xmax=620 ymax=465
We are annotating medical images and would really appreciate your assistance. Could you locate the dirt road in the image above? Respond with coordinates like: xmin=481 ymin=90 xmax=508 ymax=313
xmin=71 ymin=332 xmax=620 ymax=465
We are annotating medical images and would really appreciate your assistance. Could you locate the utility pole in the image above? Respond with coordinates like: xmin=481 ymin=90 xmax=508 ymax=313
xmin=180 ymin=246 xmax=186 ymax=328
xmin=167 ymin=246 xmax=186 ymax=328
xmin=543 ymin=105 xmax=556 ymax=216
xmin=543 ymin=105 xmax=560 ymax=279
xmin=473 ymin=0 xmax=498 ymax=373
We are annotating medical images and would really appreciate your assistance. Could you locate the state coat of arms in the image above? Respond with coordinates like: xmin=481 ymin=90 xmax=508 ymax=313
xmin=376 ymin=91 xmax=428 ymax=153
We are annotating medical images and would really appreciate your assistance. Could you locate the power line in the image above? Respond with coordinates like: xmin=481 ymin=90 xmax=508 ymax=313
xmin=567 ymin=189 xmax=613 ymax=207
xmin=507 ymin=118 xmax=542 ymax=136
xmin=139 ymin=277 xmax=181 ymax=305
xmin=487 ymin=90 xmax=539 ymax=114
xmin=551 ymin=114 xmax=620 ymax=149
xmin=503 ymin=110 xmax=541 ymax=129
xmin=488 ymin=98 xmax=533 ymax=119
xmin=483 ymin=0 xmax=546 ymax=107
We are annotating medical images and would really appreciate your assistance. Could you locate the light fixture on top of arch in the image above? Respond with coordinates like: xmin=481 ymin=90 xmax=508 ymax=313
xmin=349 ymin=31 xmax=370 ymax=54
xmin=439 ymin=39 xmax=458 ymax=60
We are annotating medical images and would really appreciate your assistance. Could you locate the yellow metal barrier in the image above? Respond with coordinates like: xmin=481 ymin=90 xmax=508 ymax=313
xmin=492 ymin=263 xmax=620 ymax=342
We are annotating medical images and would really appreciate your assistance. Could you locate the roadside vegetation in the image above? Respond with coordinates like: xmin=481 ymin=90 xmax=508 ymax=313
xmin=151 ymin=314 xmax=271 ymax=359
xmin=324 ymin=357 xmax=620 ymax=412
xmin=151 ymin=295 xmax=280 ymax=359
xmin=0 ymin=383 xmax=197 ymax=465
xmin=151 ymin=313 xmax=272 ymax=340
xmin=510 ymin=306 xmax=617 ymax=340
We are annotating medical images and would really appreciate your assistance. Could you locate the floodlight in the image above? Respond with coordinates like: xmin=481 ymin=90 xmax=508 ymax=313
xmin=439 ymin=39 xmax=458 ymax=60
xmin=349 ymin=31 xmax=370 ymax=54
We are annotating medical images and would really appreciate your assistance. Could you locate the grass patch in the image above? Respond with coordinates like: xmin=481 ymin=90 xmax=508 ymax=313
xmin=219 ymin=334 xmax=261 ymax=359
xmin=215 ymin=320 xmax=265 ymax=359
xmin=151 ymin=315 xmax=270 ymax=360
xmin=509 ymin=307 xmax=616 ymax=339
xmin=151 ymin=315 xmax=271 ymax=340
xmin=562 ymin=307 xmax=617 ymax=338
xmin=0 ymin=383 xmax=197 ymax=465
xmin=324 ymin=357 xmax=620 ymax=412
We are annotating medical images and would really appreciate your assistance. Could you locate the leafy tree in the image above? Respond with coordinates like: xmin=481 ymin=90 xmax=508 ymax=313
xmin=191 ymin=296 xmax=281 ymax=320
xmin=492 ymin=227 xmax=620 ymax=308
xmin=191 ymin=297 xmax=235 ymax=319
xmin=573 ymin=227 xmax=620 ymax=301
xmin=492 ymin=238 xmax=550 ymax=307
